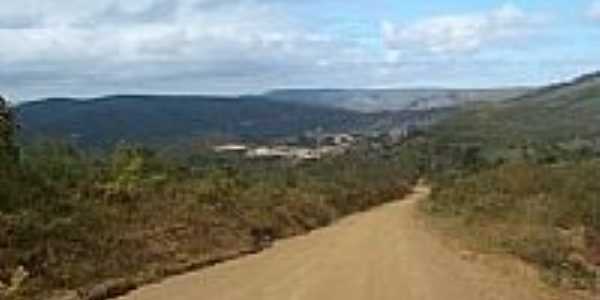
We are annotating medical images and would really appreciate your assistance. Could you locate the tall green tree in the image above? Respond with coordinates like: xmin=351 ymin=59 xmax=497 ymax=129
xmin=0 ymin=95 xmax=17 ymax=162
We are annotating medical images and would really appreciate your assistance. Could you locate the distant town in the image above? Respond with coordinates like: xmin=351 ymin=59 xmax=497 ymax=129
xmin=213 ymin=129 xmax=415 ymax=161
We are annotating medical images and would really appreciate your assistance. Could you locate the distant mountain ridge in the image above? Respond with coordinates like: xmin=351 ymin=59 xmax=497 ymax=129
xmin=15 ymin=94 xmax=440 ymax=148
xmin=12 ymin=85 xmax=545 ymax=148
xmin=265 ymin=88 xmax=529 ymax=113
xmin=506 ymin=71 xmax=600 ymax=105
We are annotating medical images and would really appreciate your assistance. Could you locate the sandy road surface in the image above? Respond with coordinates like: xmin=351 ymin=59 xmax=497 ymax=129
xmin=117 ymin=185 xmax=554 ymax=300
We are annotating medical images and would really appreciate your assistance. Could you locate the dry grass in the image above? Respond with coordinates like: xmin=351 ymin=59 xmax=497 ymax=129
xmin=423 ymin=161 xmax=600 ymax=292
xmin=0 ymin=143 xmax=419 ymax=299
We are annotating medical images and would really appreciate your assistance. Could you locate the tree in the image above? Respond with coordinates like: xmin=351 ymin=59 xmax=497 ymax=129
xmin=0 ymin=96 xmax=17 ymax=162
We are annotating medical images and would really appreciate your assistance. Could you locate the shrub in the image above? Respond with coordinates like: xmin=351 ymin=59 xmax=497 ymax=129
xmin=1 ymin=139 xmax=420 ymax=299
xmin=425 ymin=161 xmax=600 ymax=288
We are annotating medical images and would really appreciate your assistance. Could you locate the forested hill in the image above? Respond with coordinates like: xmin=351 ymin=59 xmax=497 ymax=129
xmin=429 ymin=71 xmax=600 ymax=146
xmin=15 ymin=95 xmax=435 ymax=147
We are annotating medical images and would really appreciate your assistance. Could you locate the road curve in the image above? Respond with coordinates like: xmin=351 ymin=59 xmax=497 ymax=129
xmin=117 ymin=185 xmax=553 ymax=300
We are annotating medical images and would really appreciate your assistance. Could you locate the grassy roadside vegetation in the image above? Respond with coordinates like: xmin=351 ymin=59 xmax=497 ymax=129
xmin=0 ymin=106 xmax=422 ymax=299
xmin=418 ymin=73 xmax=600 ymax=291
xmin=425 ymin=162 xmax=600 ymax=289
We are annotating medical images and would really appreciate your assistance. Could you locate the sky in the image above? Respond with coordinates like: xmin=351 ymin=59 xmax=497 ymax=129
xmin=1 ymin=0 xmax=600 ymax=101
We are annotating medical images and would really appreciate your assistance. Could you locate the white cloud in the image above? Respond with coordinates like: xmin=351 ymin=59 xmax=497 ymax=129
xmin=0 ymin=1 xmax=593 ymax=102
xmin=0 ymin=0 xmax=318 ymax=63
xmin=588 ymin=1 xmax=600 ymax=21
xmin=0 ymin=0 xmax=362 ymax=100
xmin=382 ymin=3 xmax=545 ymax=56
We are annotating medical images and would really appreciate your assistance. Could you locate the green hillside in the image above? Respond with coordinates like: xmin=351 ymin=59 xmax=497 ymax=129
xmin=422 ymin=71 xmax=600 ymax=291
xmin=431 ymin=72 xmax=600 ymax=145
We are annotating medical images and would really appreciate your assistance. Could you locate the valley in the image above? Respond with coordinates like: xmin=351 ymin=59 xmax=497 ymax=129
xmin=2 ymin=72 xmax=600 ymax=300
xmin=3 ymin=1 xmax=600 ymax=299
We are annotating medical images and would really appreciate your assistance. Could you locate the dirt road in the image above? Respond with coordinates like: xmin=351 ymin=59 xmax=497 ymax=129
xmin=117 ymin=185 xmax=554 ymax=300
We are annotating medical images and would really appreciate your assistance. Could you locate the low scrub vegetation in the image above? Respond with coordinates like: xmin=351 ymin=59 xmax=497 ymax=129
xmin=0 ymin=137 xmax=420 ymax=299
xmin=425 ymin=161 xmax=600 ymax=289
xmin=419 ymin=75 xmax=600 ymax=292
